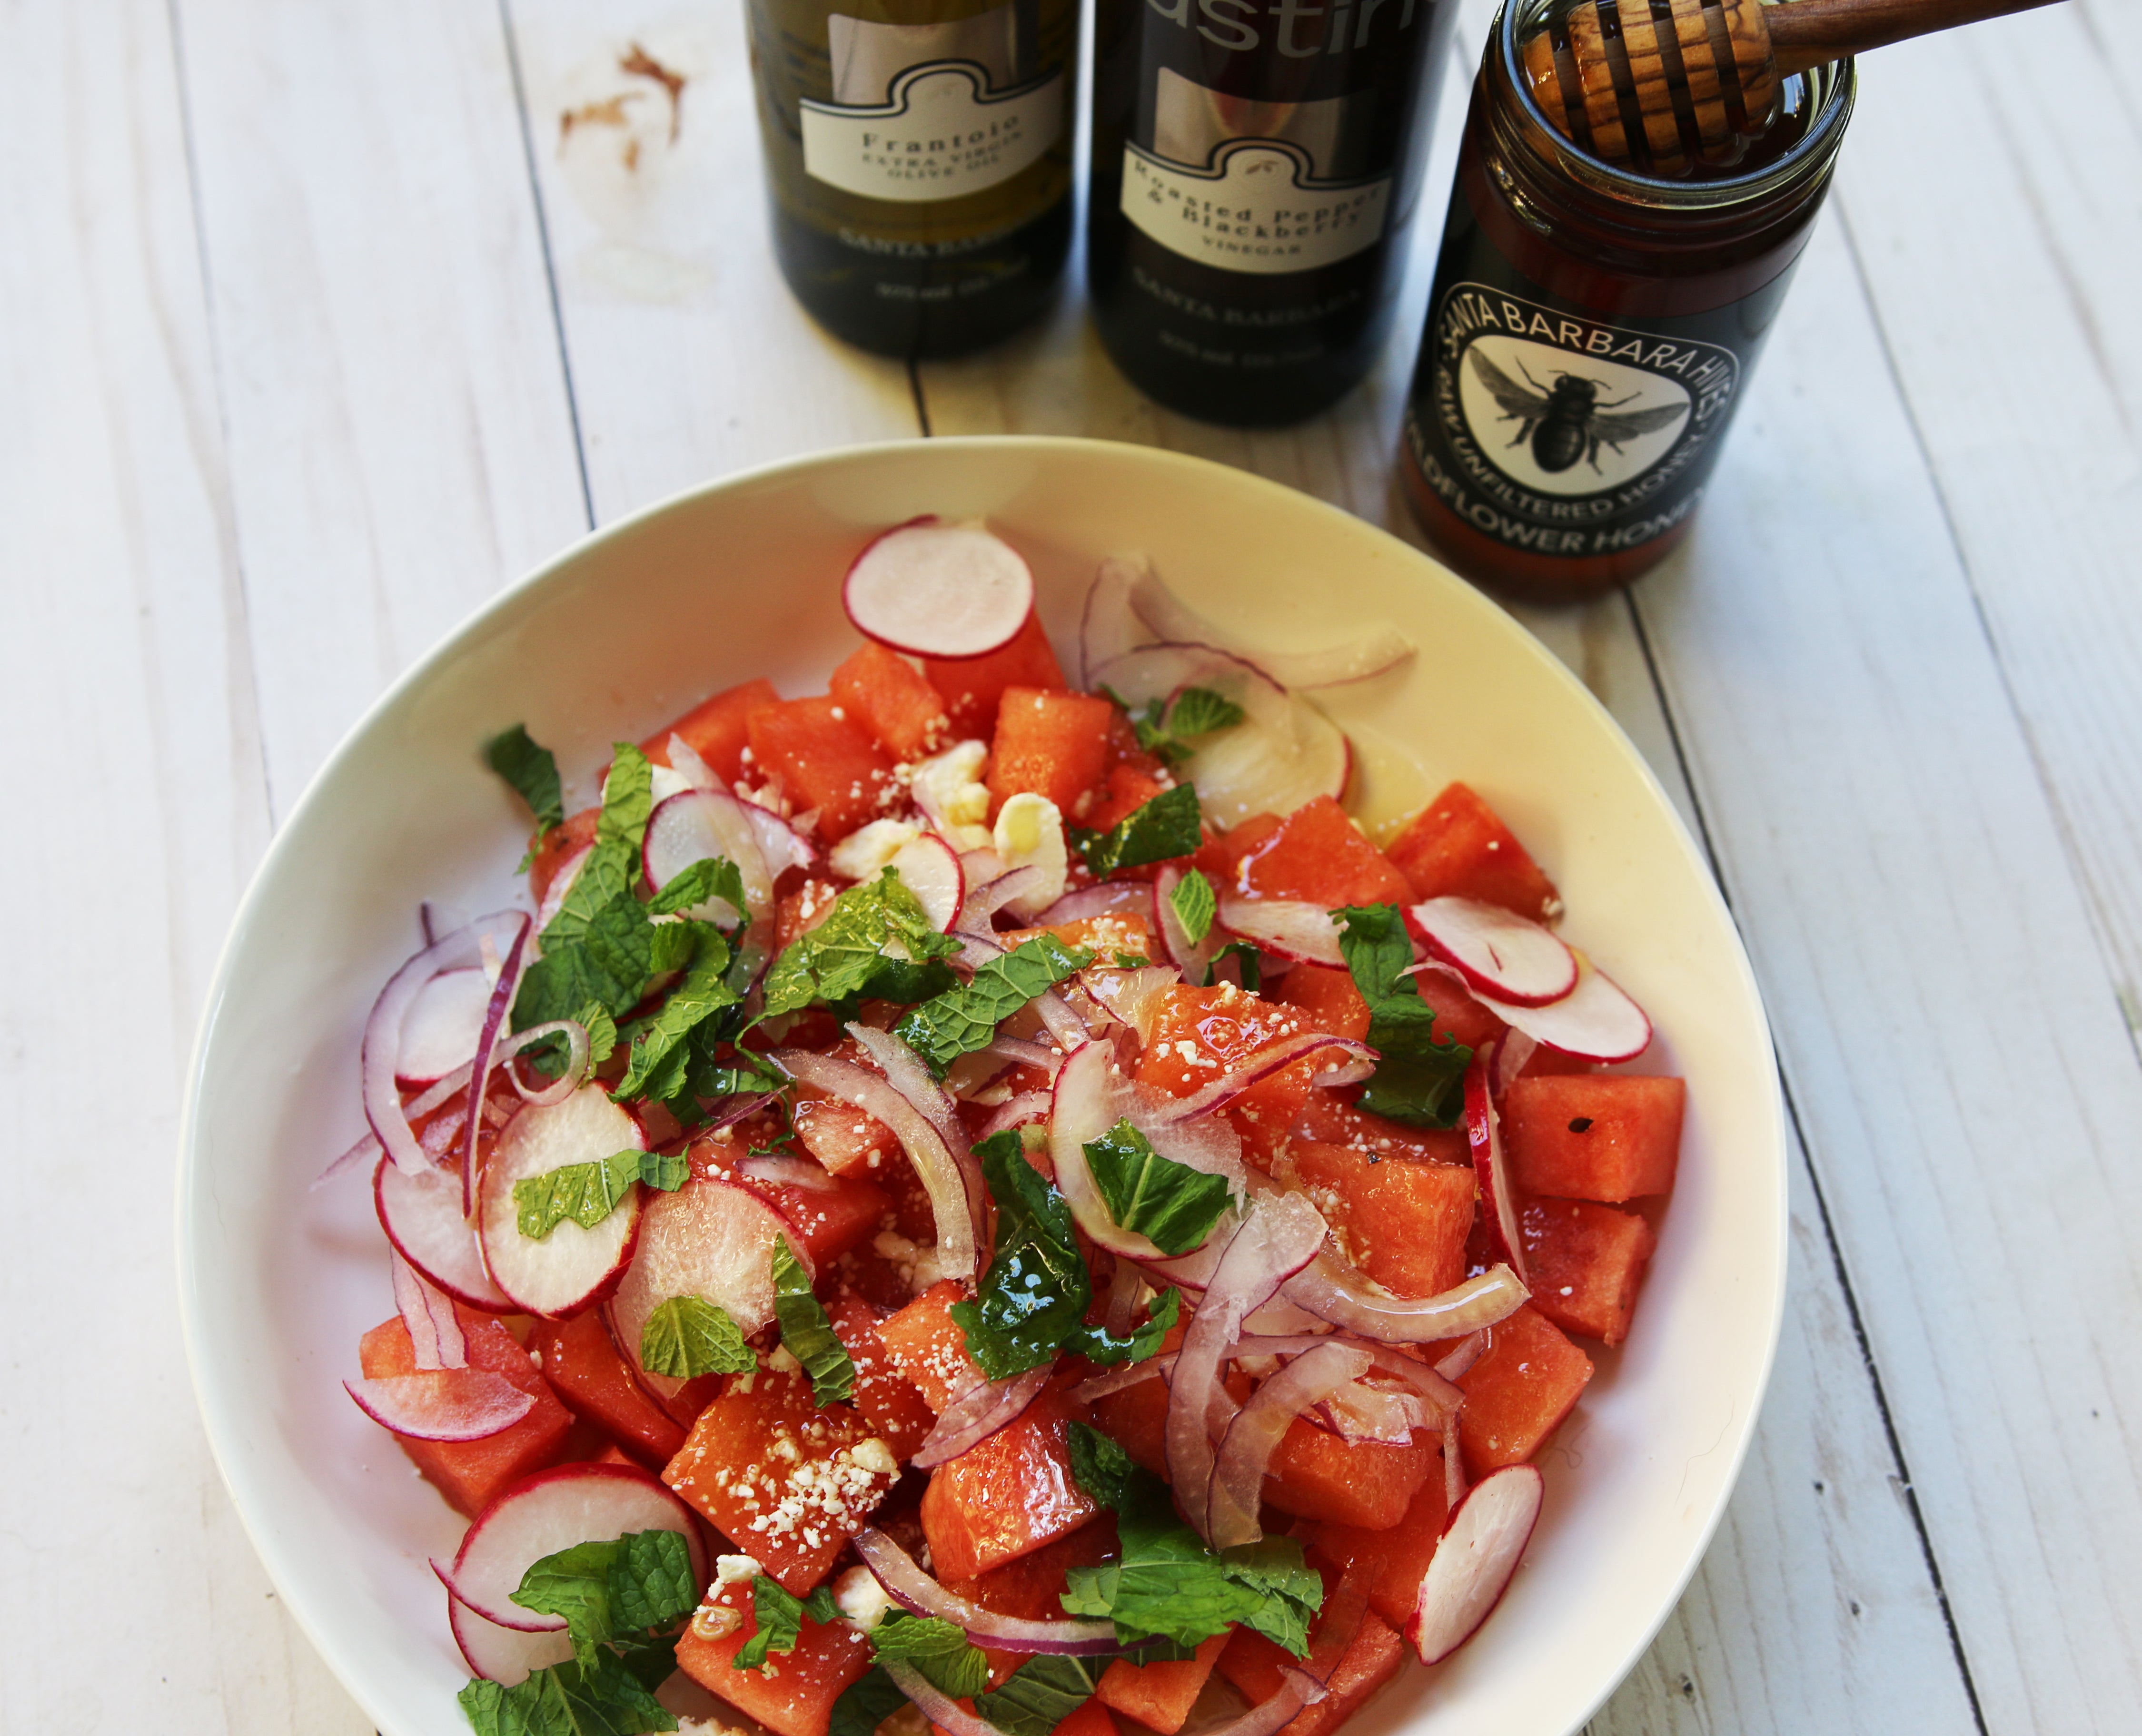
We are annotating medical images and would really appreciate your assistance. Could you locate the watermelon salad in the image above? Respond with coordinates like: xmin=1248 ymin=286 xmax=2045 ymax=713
xmin=331 ymin=520 xmax=1686 ymax=1736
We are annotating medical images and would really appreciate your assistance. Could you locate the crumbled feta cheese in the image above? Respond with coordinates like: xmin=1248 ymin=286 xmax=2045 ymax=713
xmin=829 ymin=818 xmax=922 ymax=882
xmin=648 ymin=763 xmax=694 ymax=804
xmin=714 ymin=1554 xmax=764 ymax=1587
xmin=851 ymin=1436 xmax=898 ymax=1477
xmin=993 ymin=792 xmax=1067 ymax=916
xmin=833 ymin=1563 xmax=895 ymax=1631
xmin=912 ymin=740 xmax=994 ymax=851
xmin=766 ymin=1344 xmax=803 ymax=1376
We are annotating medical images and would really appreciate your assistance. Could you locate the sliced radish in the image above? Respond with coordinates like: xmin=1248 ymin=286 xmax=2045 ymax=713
xmin=1090 ymin=644 xmax=1348 ymax=829
xmin=887 ymin=833 xmax=964 ymax=932
xmin=375 ymin=1156 xmax=513 ymax=1312
xmin=1408 ymin=898 xmax=1576 ymax=1007
xmin=533 ymin=846 xmax=591 ymax=934
xmin=439 ymin=1460 xmax=708 ymax=1632
xmin=843 ymin=518 xmax=1034 ymax=660
xmin=1406 ymin=1464 xmax=1545 ymax=1664
xmin=1080 ymin=556 xmax=1144 ymax=687
xmin=1218 ymin=897 xmax=1344 ymax=968
xmin=608 ymin=1177 xmax=803 ymax=1377
xmin=1465 ymin=1051 xmax=1529 ymax=1286
xmin=395 ymin=968 xmax=491 ymax=1085
xmin=450 ymin=1590 xmax=575 ymax=1683
xmin=477 ymin=1085 xmax=647 ymax=1319
xmin=344 ymin=1370 xmax=533 ymax=1440
xmin=1125 ymin=562 xmax=1418 ymax=690
xmin=1429 ymin=951 xmax=1652 ymax=1064
xmin=644 ymin=788 xmax=775 ymax=933
xmin=744 ymin=800 xmax=817 ymax=878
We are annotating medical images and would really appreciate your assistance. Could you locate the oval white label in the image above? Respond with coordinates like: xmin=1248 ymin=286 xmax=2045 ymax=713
xmin=801 ymin=62 xmax=1063 ymax=204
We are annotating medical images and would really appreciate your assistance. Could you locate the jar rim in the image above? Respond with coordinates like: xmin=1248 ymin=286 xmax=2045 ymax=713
xmin=1497 ymin=0 xmax=1856 ymax=210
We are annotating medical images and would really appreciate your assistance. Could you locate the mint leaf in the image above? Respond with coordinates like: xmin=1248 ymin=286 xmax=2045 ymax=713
xmin=614 ymin=922 xmax=740 ymax=1102
xmin=577 ymin=1002 xmax=619 ymax=1069
xmin=546 ymin=745 xmax=656 ymax=946
xmin=607 ymin=1530 xmax=698 ymax=1635
xmin=869 ymin=1613 xmax=990 ymax=1699
xmin=974 ymin=1654 xmax=1110 ymax=1736
xmin=1077 ymin=1284 xmax=1180 ymax=1370
xmin=1071 ymin=784 xmax=1203 ymax=878
xmin=893 ymin=933 xmax=1093 ymax=1077
xmin=639 ymin=1296 xmax=757 ymax=1379
xmin=508 ymin=1530 xmax=697 ymax=1669
xmin=486 ymin=725 xmax=565 ymax=835
xmin=1060 ymin=1423 xmax=1322 ymax=1655
xmin=1169 ymin=868 xmax=1217 ymax=946
xmin=514 ymin=1151 xmax=637 ymax=1238
xmin=772 ymin=1234 xmax=855 ymax=1405
xmin=951 ymin=1132 xmax=1093 ymax=1381
xmin=1334 ymin=904 xmax=1472 ymax=1128
xmin=829 ymin=1665 xmax=911 ymax=1736
xmin=649 ymin=856 xmax=748 ymax=923
xmin=1165 ymin=688 xmax=1246 ymax=740
xmin=640 ymin=1150 xmax=689 ymax=1192
xmin=1082 ymin=1122 xmax=1231 ymax=1257
xmin=459 ymin=1649 xmax=676 ymax=1735
xmin=761 ymin=868 xmax=963 ymax=1019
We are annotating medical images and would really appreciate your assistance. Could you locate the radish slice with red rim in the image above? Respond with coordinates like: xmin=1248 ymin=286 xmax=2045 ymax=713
xmin=450 ymin=1590 xmax=576 ymax=1683
xmin=1406 ymin=1464 xmax=1545 ymax=1664
xmin=438 ymin=1460 xmax=707 ymax=1632
xmin=643 ymin=787 xmax=774 ymax=933
xmin=344 ymin=1370 xmax=533 ymax=1441
xmin=963 ymin=863 xmax=1049 ymax=930
xmin=375 ymin=1155 xmax=513 ymax=1311
xmin=1125 ymin=561 xmax=1416 ymax=691
xmin=609 ymin=1176 xmax=806 ymax=1374
xmin=843 ymin=518 xmax=1034 ymax=660
xmin=887 ymin=833 xmax=965 ymax=931
xmin=1281 ymin=1255 xmax=1528 ymax=1344
xmin=477 ymin=1084 xmax=648 ymax=1319
xmin=395 ymin=968 xmax=491 ymax=1085
xmin=1206 ymin=1340 xmax=1373 ymax=1546
xmin=1421 ymin=952 xmax=1651 ymax=1064
xmin=1466 ymin=1050 xmax=1530 ymax=1286
xmin=1217 ymin=898 xmax=1345 ymax=968
xmin=910 ymin=1365 xmax=1052 ymax=1469
xmin=1408 ymin=897 xmax=1576 ymax=1007
xmin=852 ymin=1528 xmax=1119 ymax=1654
xmin=744 ymin=800 xmax=817 ymax=878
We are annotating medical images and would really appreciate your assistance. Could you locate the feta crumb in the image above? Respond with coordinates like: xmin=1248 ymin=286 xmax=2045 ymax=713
xmin=766 ymin=1343 xmax=803 ymax=1376
xmin=833 ymin=1563 xmax=895 ymax=1631
xmin=714 ymin=1554 xmax=764 ymax=1586
xmin=912 ymin=739 xmax=993 ymax=851
xmin=994 ymin=792 xmax=1067 ymax=916
xmin=851 ymin=1436 xmax=898 ymax=1476
xmin=830 ymin=818 xmax=922 ymax=882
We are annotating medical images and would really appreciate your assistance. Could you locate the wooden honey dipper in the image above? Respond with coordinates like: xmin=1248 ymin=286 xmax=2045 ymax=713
xmin=1522 ymin=0 xmax=2062 ymax=174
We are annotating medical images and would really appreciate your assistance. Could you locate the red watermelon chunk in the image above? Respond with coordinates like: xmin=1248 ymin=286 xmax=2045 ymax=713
xmin=1211 ymin=795 xmax=1414 ymax=908
xmin=642 ymin=676 xmax=781 ymax=783
xmin=826 ymin=1294 xmax=936 ymax=1461
xmin=1283 ymin=1138 xmax=1476 ymax=1301
xmin=1501 ymin=1075 xmax=1685 ymax=1202
xmin=919 ymin=1387 xmax=1101 ymax=1580
xmin=923 ymin=611 xmax=1067 ymax=739
xmin=1261 ymin=1418 xmax=1438 ymax=1532
xmin=831 ymin=641 xmax=950 ymax=762
xmin=877 ymin=1279 xmax=984 ymax=1414
xmin=675 ymin=1577 xmax=875 ymax=1736
xmin=1453 ymin=1303 xmax=1593 ymax=1477
xmin=1297 ymin=1473 xmax=1452 ymax=1630
xmin=529 ymin=1309 xmax=686 ymax=1468
xmin=745 ymin=697 xmax=896 ymax=843
xmin=1519 ymin=1197 xmax=1658 ymax=1346
xmin=1096 ymin=1631 xmax=1230 ymax=1734
xmin=1385 ymin=782 xmax=1559 ymax=921
xmin=987 ymin=687 xmax=1116 ymax=821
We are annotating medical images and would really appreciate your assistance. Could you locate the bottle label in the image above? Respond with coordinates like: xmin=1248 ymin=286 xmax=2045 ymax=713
xmin=1406 ymin=261 xmax=1757 ymax=559
xmin=802 ymin=64 xmax=1063 ymax=204
xmin=1119 ymin=141 xmax=1390 ymax=275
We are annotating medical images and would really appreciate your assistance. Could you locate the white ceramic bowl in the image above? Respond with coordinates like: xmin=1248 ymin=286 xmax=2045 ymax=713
xmin=179 ymin=437 xmax=1783 ymax=1736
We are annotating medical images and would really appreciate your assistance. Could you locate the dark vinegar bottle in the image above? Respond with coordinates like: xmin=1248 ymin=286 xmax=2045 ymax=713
xmin=746 ymin=0 xmax=1078 ymax=358
xmin=1088 ymin=0 xmax=1461 ymax=425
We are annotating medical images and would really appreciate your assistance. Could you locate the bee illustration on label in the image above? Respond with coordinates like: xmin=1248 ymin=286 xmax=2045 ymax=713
xmin=1468 ymin=350 xmax=1689 ymax=475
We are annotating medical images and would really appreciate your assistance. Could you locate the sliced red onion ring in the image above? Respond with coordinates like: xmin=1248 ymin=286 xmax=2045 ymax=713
xmin=392 ymin=1252 xmax=467 ymax=1371
xmin=460 ymin=916 xmax=534 ymax=1216
xmin=911 ymin=1366 xmax=1051 ymax=1470
xmin=1081 ymin=964 xmax=1180 ymax=1044
xmin=960 ymin=864 xmax=1048 ymax=932
xmin=984 ymin=1035 xmax=1061 ymax=1075
xmin=1103 ymin=1255 xmax=1141 ymax=1338
xmin=1081 ymin=555 xmax=1144 ymax=687
xmin=1208 ymin=1341 xmax=1373 ymax=1547
xmin=1281 ymin=1256 xmax=1529 ymax=1344
xmin=1218 ymin=898 xmax=1344 ymax=968
xmin=1068 ymin=1354 xmax=1176 ymax=1405
xmin=1210 ymin=1674 xmax=1315 ymax=1736
xmin=1235 ymin=1333 xmax=1462 ymax=1413
xmin=1490 ymin=1029 xmax=1538 ymax=1097
xmin=738 ymin=1153 xmax=841 ymax=1193
xmin=1317 ymin=1380 xmax=1428 ymax=1444
xmin=1465 ymin=1049 xmax=1529 ymax=1286
xmin=1126 ymin=563 xmax=1415 ymax=691
xmin=880 ymin=1663 xmax=992 ymax=1736
xmin=496 ymin=1020 xmax=593 ymax=1109
xmin=979 ymin=1091 xmax=1053 ymax=1139
xmin=853 ymin=1530 xmax=1119 ymax=1654
xmin=845 ymin=1023 xmax=974 ymax=1194
xmin=1034 ymin=880 xmax=1150 ymax=926
xmin=1154 ymin=865 xmax=1223 ymax=983
xmin=1167 ymin=1192 xmax=1329 ymax=1536
xmin=772 ymin=1047 xmax=978 ymax=1279
xmin=344 ymin=1370 xmax=534 ymax=1441
xmin=1435 ymin=1330 xmax=1487 ymax=1383
xmin=1141 ymin=1032 xmax=1377 ymax=1128
xmin=320 ymin=1061 xmax=480 ymax=1185
xmin=1298 ymin=1558 xmax=1374 ymax=1690
xmin=362 ymin=913 xmax=527 ymax=1178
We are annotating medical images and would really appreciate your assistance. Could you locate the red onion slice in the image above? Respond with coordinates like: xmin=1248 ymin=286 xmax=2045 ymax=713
xmin=1435 ymin=1330 xmax=1487 ymax=1382
xmin=1465 ymin=1050 xmax=1529 ymax=1286
xmin=1282 ymin=1255 xmax=1529 ymax=1344
xmin=1081 ymin=964 xmax=1180 ymax=1045
xmin=1406 ymin=1464 xmax=1544 ymax=1664
xmin=460 ymin=915 xmax=534 ymax=1216
xmin=853 ymin=1530 xmax=1119 ymax=1654
xmin=1408 ymin=898 xmax=1576 ymax=1007
xmin=1141 ymin=1032 xmax=1377 ymax=1128
xmin=1218 ymin=898 xmax=1345 ymax=968
xmin=772 ymin=1047 xmax=978 ymax=1279
xmin=1235 ymin=1333 xmax=1461 ymax=1414
xmin=879 ymin=1663 xmax=995 ymax=1736
xmin=984 ymin=1035 xmax=1061 ymax=1075
xmin=392 ymin=1252 xmax=467 ymax=1371
xmin=1207 ymin=1675 xmax=1315 ymax=1736
xmin=1317 ymin=1381 xmax=1427 ymax=1444
xmin=1207 ymin=1341 xmax=1373 ymax=1547
xmin=344 ymin=1370 xmax=534 ymax=1441
xmin=1125 ymin=563 xmax=1415 ymax=691
xmin=961 ymin=864 xmax=1049 ymax=931
xmin=844 ymin=1023 xmax=980 ymax=1227
xmin=496 ymin=1019 xmax=594 ymax=1109
xmin=1154 ymin=864 xmax=1223 ymax=983
xmin=1167 ymin=1192 xmax=1329 ymax=1534
xmin=1034 ymin=880 xmax=1150 ymax=926
xmin=737 ymin=1152 xmax=841 ymax=1193
xmin=1068 ymin=1354 xmax=1176 ymax=1405
xmin=1080 ymin=555 xmax=1144 ymax=687
xmin=979 ymin=1091 xmax=1053 ymax=1139
xmin=1489 ymin=1029 xmax=1538 ymax=1097
xmin=362 ymin=912 xmax=527 ymax=1177
xmin=911 ymin=1366 xmax=1052 ymax=1469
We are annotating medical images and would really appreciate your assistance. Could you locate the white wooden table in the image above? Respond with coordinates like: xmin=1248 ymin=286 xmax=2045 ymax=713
xmin=6 ymin=1 xmax=2135 ymax=1731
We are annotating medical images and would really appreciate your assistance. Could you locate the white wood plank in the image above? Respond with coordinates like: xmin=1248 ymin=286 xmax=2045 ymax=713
xmin=0 ymin=5 xmax=364 ymax=1733
xmin=1831 ymin=5 xmax=2142 ymax=1048
xmin=175 ymin=0 xmax=592 ymax=814
xmin=1634 ymin=207 xmax=2142 ymax=1735
xmin=503 ymin=0 xmax=922 ymax=523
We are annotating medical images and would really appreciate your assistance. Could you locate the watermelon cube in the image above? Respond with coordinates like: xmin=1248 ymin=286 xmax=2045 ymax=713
xmin=1283 ymin=1139 xmax=1475 ymax=1301
xmin=1135 ymin=982 xmax=1333 ymax=1167
xmin=876 ymin=1279 xmax=983 ymax=1413
xmin=1088 ymin=1371 xmax=1170 ymax=1480
xmin=1385 ymin=782 xmax=1558 ymax=920
xmin=987 ymin=687 xmax=1116 ymax=822
xmin=1290 ymin=1091 xmax=1469 ymax=1167
xmin=690 ymin=1130 xmax=890 ymax=1268
xmin=357 ymin=1311 xmax=572 ymax=1519
xmin=675 ymin=1577 xmax=876 ymax=1736
xmin=527 ymin=807 xmax=599 ymax=906
xmin=1501 ymin=1075 xmax=1685 ymax=1202
xmin=663 ymin=1367 xmax=898 ymax=1593
xmin=923 ymin=611 xmax=1068 ymax=739
xmin=745 ymin=697 xmax=895 ymax=842
xmin=1298 ymin=1472 xmax=1451 ymax=1630
xmin=1096 ymin=1631 xmax=1229 ymax=1734
xmin=1519 ymin=1197 xmax=1658 ymax=1346
xmin=831 ymin=641 xmax=949 ymax=762
xmin=642 ymin=676 xmax=780 ymax=783
xmin=1218 ymin=1605 xmax=1406 ymax=1736
xmin=919 ymin=1389 xmax=1101 ymax=1580
xmin=1453 ymin=1304 xmax=1592 ymax=1477
xmin=529 ymin=1309 xmax=686 ymax=1467
xmin=1214 ymin=795 xmax=1414 ymax=909
xmin=1261 ymin=1418 xmax=1438 ymax=1531
xmin=944 ymin=1517 xmax=1120 ymax=1687
xmin=826 ymin=1294 xmax=936 ymax=1461
xmin=1084 ymin=763 xmax=1170 ymax=834
xmin=1271 ymin=964 xmax=1371 ymax=1042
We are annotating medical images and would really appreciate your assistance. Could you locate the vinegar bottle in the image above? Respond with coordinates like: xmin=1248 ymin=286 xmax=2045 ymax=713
xmin=746 ymin=0 xmax=1079 ymax=358
xmin=1087 ymin=0 xmax=1461 ymax=425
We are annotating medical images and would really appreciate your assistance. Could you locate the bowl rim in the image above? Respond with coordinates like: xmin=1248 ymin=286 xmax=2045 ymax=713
xmin=176 ymin=433 xmax=1786 ymax=1736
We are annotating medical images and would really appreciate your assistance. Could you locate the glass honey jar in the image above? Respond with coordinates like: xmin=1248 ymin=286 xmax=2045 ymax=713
xmin=1398 ymin=0 xmax=1855 ymax=602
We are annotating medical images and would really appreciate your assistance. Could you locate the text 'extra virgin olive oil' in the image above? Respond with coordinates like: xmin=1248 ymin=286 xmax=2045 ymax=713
xmin=747 ymin=0 xmax=1078 ymax=357
xmin=1088 ymin=0 xmax=1460 ymax=425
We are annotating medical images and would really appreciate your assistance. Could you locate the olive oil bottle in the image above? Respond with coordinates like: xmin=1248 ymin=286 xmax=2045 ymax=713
xmin=747 ymin=0 xmax=1078 ymax=357
xmin=1088 ymin=0 xmax=1460 ymax=424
